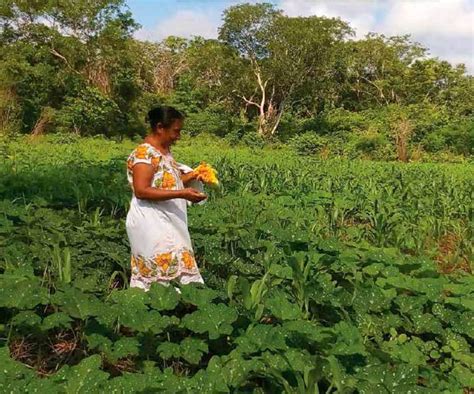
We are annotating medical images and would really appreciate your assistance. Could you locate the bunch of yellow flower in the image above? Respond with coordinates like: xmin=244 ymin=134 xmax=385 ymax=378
xmin=194 ymin=162 xmax=219 ymax=187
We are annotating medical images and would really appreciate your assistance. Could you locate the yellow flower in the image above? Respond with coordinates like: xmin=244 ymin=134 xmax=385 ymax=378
xmin=154 ymin=252 xmax=172 ymax=273
xmin=151 ymin=156 xmax=161 ymax=168
xmin=135 ymin=145 xmax=149 ymax=160
xmin=194 ymin=162 xmax=219 ymax=186
xmin=161 ymin=171 xmax=176 ymax=189
xmin=182 ymin=250 xmax=195 ymax=270
xmin=133 ymin=255 xmax=151 ymax=277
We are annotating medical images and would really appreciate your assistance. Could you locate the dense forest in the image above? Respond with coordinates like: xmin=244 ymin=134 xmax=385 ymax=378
xmin=1 ymin=0 xmax=473 ymax=160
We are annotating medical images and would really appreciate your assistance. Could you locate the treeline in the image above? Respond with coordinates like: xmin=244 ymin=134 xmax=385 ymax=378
xmin=1 ymin=1 xmax=473 ymax=159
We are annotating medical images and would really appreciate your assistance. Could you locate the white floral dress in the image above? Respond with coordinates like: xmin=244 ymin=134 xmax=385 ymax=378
xmin=125 ymin=143 xmax=204 ymax=290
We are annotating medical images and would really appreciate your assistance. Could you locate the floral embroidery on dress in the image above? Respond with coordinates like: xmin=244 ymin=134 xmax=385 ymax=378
xmin=135 ymin=145 xmax=150 ymax=160
xmin=127 ymin=144 xmax=181 ymax=192
xmin=161 ymin=171 xmax=176 ymax=189
xmin=151 ymin=156 xmax=161 ymax=168
xmin=131 ymin=255 xmax=152 ymax=277
xmin=130 ymin=248 xmax=199 ymax=284
xmin=182 ymin=250 xmax=196 ymax=270
xmin=154 ymin=252 xmax=172 ymax=273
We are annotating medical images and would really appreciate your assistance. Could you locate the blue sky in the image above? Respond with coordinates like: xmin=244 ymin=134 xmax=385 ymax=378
xmin=127 ymin=0 xmax=474 ymax=74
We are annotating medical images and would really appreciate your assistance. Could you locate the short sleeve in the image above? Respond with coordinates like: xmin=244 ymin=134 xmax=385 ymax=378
xmin=129 ymin=144 xmax=152 ymax=166
xmin=127 ymin=145 xmax=162 ymax=186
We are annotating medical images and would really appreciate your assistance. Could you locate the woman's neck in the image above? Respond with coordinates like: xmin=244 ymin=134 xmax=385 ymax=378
xmin=144 ymin=135 xmax=170 ymax=155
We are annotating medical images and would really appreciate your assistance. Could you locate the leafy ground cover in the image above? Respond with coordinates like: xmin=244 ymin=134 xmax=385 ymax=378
xmin=0 ymin=135 xmax=472 ymax=392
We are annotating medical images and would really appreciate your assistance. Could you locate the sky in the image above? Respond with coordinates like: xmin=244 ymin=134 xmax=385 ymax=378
xmin=127 ymin=0 xmax=474 ymax=74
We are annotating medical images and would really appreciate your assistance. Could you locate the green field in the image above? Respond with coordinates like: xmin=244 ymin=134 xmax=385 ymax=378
xmin=0 ymin=135 xmax=473 ymax=392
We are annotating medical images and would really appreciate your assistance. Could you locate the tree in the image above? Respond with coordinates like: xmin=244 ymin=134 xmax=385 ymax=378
xmin=0 ymin=0 xmax=138 ymax=134
xmin=219 ymin=3 xmax=353 ymax=136
xmin=342 ymin=33 xmax=427 ymax=110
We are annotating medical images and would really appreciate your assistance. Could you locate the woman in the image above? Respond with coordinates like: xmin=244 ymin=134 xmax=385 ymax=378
xmin=125 ymin=106 xmax=207 ymax=291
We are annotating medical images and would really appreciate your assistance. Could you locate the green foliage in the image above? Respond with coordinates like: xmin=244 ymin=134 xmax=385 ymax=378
xmin=241 ymin=131 xmax=265 ymax=149
xmin=289 ymin=132 xmax=328 ymax=155
xmin=0 ymin=136 xmax=472 ymax=391
xmin=183 ymin=109 xmax=234 ymax=137
xmin=55 ymin=87 xmax=123 ymax=136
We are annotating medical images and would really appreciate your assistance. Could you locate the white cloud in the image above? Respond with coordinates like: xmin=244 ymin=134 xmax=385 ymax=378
xmin=280 ymin=0 xmax=381 ymax=38
xmin=279 ymin=0 xmax=474 ymax=74
xmin=134 ymin=10 xmax=219 ymax=42
xmin=380 ymin=0 xmax=473 ymax=38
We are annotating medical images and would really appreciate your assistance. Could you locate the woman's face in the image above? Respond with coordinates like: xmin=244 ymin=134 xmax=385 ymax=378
xmin=158 ymin=119 xmax=183 ymax=145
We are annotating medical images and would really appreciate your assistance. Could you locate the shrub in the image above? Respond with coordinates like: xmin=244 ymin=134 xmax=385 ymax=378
xmin=183 ymin=110 xmax=233 ymax=137
xmin=422 ymin=132 xmax=447 ymax=153
xmin=55 ymin=87 xmax=123 ymax=136
xmin=241 ymin=132 xmax=265 ymax=149
xmin=289 ymin=132 xmax=328 ymax=155
xmin=439 ymin=119 xmax=474 ymax=155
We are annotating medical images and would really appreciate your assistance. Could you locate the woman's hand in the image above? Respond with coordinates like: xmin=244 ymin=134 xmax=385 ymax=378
xmin=180 ymin=188 xmax=207 ymax=203
xmin=181 ymin=170 xmax=205 ymax=186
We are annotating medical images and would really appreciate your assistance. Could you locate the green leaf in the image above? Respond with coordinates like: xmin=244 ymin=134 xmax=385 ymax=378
xmin=180 ymin=338 xmax=209 ymax=364
xmin=42 ymin=312 xmax=73 ymax=330
xmin=356 ymin=363 xmax=420 ymax=393
xmin=331 ymin=322 xmax=367 ymax=356
xmin=451 ymin=363 xmax=474 ymax=387
xmin=60 ymin=355 xmax=109 ymax=393
xmin=0 ymin=346 xmax=35 ymax=384
xmin=112 ymin=337 xmax=140 ymax=360
xmin=411 ymin=313 xmax=443 ymax=334
xmin=268 ymin=264 xmax=293 ymax=279
xmin=157 ymin=338 xmax=208 ymax=365
xmin=187 ymin=356 xmax=229 ymax=393
xmin=86 ymin=334 xmax=113 ymax=354
xmin=283 ymin=320 xmax=334 ymax=344
xmin=52 ymin=286 xmax=103 ymax=319
xmin=0 ymin=275 xmax=48 ymax=309
xmin=264 ymin=290 xmax=301 ymax=321
xmin=157 ymin=342 xmax=181 ymax=360
xmin=450 ymin=311 xmax=474 ymax=339
xmin=234 ymin=324 xmax=288 ymax=355
xmin=182 ymin=304 xmax=237 ymax=339
xmin=180 ymin=284 xmax=219 ymax=307
xmin=381 ymin=340 xmax=426 ymax=366
xmin=148 ymin=282 xmax=180 ymax=311
xmin=11 ymin=311 xmax=42 ymax=328
xmin=445 ymin=296 xmax=474 ymax=311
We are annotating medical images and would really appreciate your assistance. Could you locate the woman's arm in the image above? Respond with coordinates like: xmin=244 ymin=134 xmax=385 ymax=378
xmin=133 ymin=164 xmax=205 ymax=202
xmin=181 ymin=170 xmax=199 ymax=187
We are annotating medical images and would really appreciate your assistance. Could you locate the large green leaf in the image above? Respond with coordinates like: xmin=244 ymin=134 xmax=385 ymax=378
xmin=157 ymin=338 xmax=208 ymax=365
xmin=52 ymin=286 xmax=103 ymax=319
xmin=58 ymin=355 xmax=109 ymax=393
xmin=181 ymin=303 xmax=237 ymax=339
xmin=330 ymin=321 xmax=367 ymax=356
xmin=0 ymin=275 xmax=49 ymax=309
xmin=264 ymin=290 xmax=301 ymax=320
xmin=233 ymin=324 xmax=288 ymax=355
xmin=355 ymin=363 xmax=422 ymax=394
xmin=179 ymin=284 xmax=219 ymax=307
xmin=148 ymin=282 xmax=180 ymax=311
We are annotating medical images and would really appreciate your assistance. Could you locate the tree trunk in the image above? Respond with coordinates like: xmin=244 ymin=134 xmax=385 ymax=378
xmin=392 ymin=118 xmax=413 ymax=162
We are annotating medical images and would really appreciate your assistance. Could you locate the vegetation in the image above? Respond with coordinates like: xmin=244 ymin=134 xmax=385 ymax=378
xmin=1 ymin=0 xmax=473 ymax=391
xmin=0 ymin=135 xmax=472 ymax=391
xmin=1 ymin=1 xmax=473 ymax=159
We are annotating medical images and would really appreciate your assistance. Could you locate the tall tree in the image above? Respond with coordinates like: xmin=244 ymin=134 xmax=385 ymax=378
xmin=342 ymin=33 xmax=427 ymax=109
xmin=0 ymin=0 xmax=138 ymax=133
xmin=219 ymin=3 xmax=353 ymax=136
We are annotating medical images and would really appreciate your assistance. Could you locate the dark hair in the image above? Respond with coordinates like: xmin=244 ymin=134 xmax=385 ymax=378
xmin=146 ymin=106 xmax=184 ymax=130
